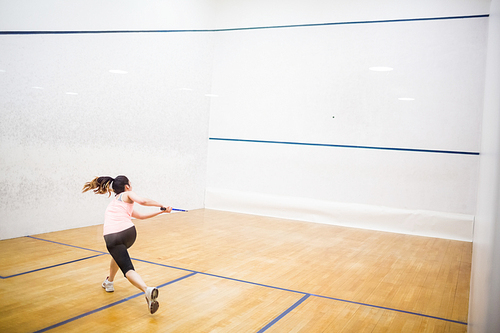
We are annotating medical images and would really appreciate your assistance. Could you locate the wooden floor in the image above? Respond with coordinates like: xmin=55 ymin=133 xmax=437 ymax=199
xmin=0 ymin=209 xmax=471 ymax=332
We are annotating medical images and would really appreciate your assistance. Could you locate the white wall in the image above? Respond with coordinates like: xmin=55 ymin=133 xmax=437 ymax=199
xmin=211 ymin=0 xmax=490 ymax=29
xmin=468 ymin=0 xmax=500 ymax=331
xmin=1 ymin=0 xmax=499 ymax=329
xmin=206 ymin=2 xmax=488 ymax=241
xmin=0 ymin=0 xmax=214 ymax=31
xmin=0 ymin=1 xmax=215 ymax=239
xmin=0 ymin=3 xmax=491 ymax=238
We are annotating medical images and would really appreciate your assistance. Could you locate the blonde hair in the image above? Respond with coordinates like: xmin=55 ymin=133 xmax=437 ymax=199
xmin=82 ymin=176 xmax=114 ymax=197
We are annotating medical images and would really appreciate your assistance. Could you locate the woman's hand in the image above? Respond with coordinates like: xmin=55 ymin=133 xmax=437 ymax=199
xmin=160 ymin=206 xmax=173 ymax=213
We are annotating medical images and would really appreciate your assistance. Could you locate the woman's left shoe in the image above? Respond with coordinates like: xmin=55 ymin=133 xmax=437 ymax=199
xmin=145 ymin=287 xmax=159 ymax=314
xmin=102 ymin=277 xmax=114 ymax=292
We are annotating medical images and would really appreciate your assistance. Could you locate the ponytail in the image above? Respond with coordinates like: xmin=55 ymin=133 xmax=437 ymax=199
xmin=82 ymin=175 xmax=130 ymax=197
xmin=82 ymin=176 xmax=114 ymax=197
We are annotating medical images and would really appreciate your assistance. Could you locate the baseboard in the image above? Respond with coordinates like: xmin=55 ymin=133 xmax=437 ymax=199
xmin=205 ymin=188 xmax=474 ymax=241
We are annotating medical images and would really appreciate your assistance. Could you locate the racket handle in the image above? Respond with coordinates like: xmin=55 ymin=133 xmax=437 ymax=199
xmin=160 ymin=207 xmax=188 ymax=212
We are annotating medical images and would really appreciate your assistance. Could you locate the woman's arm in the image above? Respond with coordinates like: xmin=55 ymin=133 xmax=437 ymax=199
xmin=131 ymin=208 xmax=172 ymax=220
xmin=126 ymin=191 xmax=163 ymax=207
xmin=125 ymin=191 xmax=172 ymax=219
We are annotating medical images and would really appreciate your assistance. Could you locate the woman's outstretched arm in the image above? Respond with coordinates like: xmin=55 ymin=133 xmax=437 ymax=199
xmin=125 ymin=190 xmax=173 ymax=219
xmin=131 ymin=207 xmax=172 ymax=220
xmin=126 ymin=191 xmax=163 ymax=207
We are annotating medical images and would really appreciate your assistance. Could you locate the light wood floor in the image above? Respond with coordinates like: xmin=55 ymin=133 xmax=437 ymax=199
xmin=0 ymin=209 xmax=471 ymax=332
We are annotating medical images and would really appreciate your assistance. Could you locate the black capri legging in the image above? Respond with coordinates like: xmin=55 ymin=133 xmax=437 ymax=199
xmin=104 ymin=226 xmax=137 ymax=276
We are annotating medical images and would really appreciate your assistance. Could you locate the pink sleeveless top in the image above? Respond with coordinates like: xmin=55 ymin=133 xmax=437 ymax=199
xmin=103 ymin=193 xmax=135 ymax=235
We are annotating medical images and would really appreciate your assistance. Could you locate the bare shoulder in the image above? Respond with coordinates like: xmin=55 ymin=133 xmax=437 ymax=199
xmin=121 ymin=191 xmax=136 ymax=204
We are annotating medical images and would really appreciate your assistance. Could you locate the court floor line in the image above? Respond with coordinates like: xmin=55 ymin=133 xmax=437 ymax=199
xmin=33 ymin=272 xmax=197 ymax=333
xmin=132 ymin=258 xmax=307 ymax=295
xmin=24 ymin=235 xmax=468 ymax=326
xmin=132 ymin=259 xmax=468 ymax=326
xmin=0 ymin=253 xmax=105 ymax=279
xmin=311 ymin=294 xmax=467 ymax=325
xmin=27 ymin=236 xmax=107 ymax=254
xmin=257 ymin=294 xmax=311 ymax=333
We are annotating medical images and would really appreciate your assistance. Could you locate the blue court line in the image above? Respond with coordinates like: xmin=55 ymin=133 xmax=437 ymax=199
xmin=130 ymin=259 xmax=467 ymax=325
xmin=133 ymin=258 xmax=308 ymax=294
xmin=209 ymin=137 xmax=480 ymax=156
xmin=257 ymin=294 xmax=311 ymax=333
xmin=0 ymin=253 xmax=105 ymax=279
xmin=27 ymin=235 xmax=108 ymax=254
xmin=0 ymin=14 xmax=488 ymax=35
xmin=33 ymin=272 xmax=197 ymax=333
xmin=311 ymin=293 xmax=467 ymax=326
xmin=25 ymin=236 xmax=468 ymax=327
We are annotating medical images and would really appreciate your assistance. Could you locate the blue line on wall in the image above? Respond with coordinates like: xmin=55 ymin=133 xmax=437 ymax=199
xmin=209 ymin=137 xmax=480 ymax=155
xmin=0 ymin=14 xmax=489 ymax=35
xmin=215 ymin=14 xmax=490 ymax=32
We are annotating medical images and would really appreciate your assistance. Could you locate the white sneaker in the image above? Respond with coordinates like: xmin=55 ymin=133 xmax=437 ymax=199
xmin=145 ymin=287 xmax=159 ymax=314
xmin=102 ymin=277 xmax=114 ymax=292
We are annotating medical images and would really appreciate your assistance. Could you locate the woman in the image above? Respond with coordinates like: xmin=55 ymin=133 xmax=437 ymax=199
xmin=82 ymin=175 xmax=172 ymax=314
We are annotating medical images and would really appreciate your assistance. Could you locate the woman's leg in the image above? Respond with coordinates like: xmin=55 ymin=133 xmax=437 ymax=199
xmin=104 ymin=227 xmax=137 ymax=284
xmin=104 ymin=227 xmax=159 ymax=313
xmin=108 ymin=258 xmax=119 ymax=282
xmin=125 ymin=270 xmax=147 ymax=292
xmin=126 ymin=269 xmax=159 ymax=314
